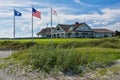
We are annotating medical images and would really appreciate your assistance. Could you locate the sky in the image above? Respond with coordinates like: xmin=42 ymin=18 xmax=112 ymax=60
xmin=0 ymin=0 xmax=120 ymax=38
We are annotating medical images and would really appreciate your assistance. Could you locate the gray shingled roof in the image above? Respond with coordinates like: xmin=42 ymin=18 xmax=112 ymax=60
xmin=92 ymin=29 xmax=114 ymax=33
xmin=58 ymin=23 xmax=86 ymax=32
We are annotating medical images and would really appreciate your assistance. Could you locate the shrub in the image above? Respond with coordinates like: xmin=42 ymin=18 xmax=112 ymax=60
xmin=28 ymin=45 xmax=120 ymax=74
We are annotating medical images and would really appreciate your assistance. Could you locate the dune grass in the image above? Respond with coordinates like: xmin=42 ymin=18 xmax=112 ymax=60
xmin=0 ymin=37 xmax=120 ymax=75
xmin=4 ymin=45 xmax=119 ymax=75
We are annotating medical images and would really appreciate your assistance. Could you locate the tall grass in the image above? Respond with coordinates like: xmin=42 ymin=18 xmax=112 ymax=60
xmin=1 ymin=37 xmax=120 ymax=75
xmin=58 ymin=37 xmax=120 ymax=48
xmin=0 ymin=41 xmax=36 ymax=50
xmin=27 ymin=45 xmax=120 ymax=74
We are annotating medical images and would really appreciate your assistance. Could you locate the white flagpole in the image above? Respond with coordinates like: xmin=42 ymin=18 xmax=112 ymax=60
xmin=50 ymin=6 xmax=53 ymax=45
xmin=13 ymin=9 xmax=15 ymax=39
xmin=32 ymin=7 xmax=34 ymax=43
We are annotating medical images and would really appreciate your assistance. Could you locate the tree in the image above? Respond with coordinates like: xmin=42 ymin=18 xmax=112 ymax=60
xmin=115 ymin=30 xmax=120 ymax=36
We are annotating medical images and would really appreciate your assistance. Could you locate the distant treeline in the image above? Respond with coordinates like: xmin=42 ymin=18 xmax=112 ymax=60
xmin=115 ymin=30 xmax=120 ymax=37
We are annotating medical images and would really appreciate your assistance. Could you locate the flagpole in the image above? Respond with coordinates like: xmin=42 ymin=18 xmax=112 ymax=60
xmin=13 ymin=9 xmax=15 ymax=39
xmin=32 ymin=7 xmax=34 ymax=43
xmin=50 ymin=6 xmax=53 ymax=45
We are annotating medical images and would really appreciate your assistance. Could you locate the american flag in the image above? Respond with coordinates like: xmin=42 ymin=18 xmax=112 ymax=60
xmin=32 ymin=7 xmax=41 ymax=18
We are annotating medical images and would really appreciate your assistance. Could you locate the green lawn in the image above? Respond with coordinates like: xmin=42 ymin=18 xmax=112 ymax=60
xmin=0 ymin=38 xmax=99 ymax=44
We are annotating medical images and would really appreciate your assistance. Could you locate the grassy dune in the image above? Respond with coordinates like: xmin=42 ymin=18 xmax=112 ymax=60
xmin=0 ymin=37 xmax=120 ymax=75
xmin=29 ymin=46 xmax=120 ymax=74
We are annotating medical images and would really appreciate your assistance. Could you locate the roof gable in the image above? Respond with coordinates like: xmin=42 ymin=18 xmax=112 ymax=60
xmin=57 ymin=22 xmax=90 ymax=32
xmin=74 ymin=23 xmax=93 ymax=32
xmin=57 ymin=24 xmax=70 ymax=32
xmin=37 ymin=27 xmax=55 ymax=35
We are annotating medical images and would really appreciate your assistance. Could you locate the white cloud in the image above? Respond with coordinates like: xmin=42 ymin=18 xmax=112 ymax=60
xmin=0 ymin=0 xmax=120 ymax=38
xmin=0 ymin=28 xmax=13 ymax=38
xmin=101 ymin=8 xmax=120 ymax=20
xmin=60 ymin=8 xmax=120 ymax=22
xmin=74 ymin=0 xmax=99 ymax=7
xmin=105 ymin=22 xmax=120 ymax=31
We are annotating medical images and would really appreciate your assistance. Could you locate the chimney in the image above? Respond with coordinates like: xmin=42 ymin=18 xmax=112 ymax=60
xmin=75 ymin=22 xmax=79 ymax=25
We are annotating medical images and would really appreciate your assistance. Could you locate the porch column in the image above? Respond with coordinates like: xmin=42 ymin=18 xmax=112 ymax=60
xmin=72 ymin=32 xmax=75 ymax=38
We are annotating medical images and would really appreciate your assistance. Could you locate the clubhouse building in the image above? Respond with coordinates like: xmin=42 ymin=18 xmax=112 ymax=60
xmin=37 ymin=22 xmax=114 ymax=38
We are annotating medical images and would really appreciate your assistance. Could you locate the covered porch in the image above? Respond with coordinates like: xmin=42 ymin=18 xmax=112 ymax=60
xmin=52 ymin=32 xmax=94 ymax=38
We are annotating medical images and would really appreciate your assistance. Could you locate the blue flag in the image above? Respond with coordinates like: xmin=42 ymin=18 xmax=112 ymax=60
xmin=14 ymin=10 xmax=22 ymax=16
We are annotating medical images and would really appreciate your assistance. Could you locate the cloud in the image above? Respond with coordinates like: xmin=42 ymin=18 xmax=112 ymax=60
xmin=0 ymin=0 xmax=120 ymax=38
xmin=0 ymin=28 xmax=13 ymax=38
xmin=101 ymin=8 xmax=120 ymax=20
xmin=74 ymin=0 xmax=99 ymax=7
xmin=105 ymin=22 xmax=120 ymax=31
xmin=64 ymin=8 xmax=120 ymax=21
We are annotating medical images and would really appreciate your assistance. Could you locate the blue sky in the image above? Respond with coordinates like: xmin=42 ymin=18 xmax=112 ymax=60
xmin=0 ymin=0 xmax=120 ymax=38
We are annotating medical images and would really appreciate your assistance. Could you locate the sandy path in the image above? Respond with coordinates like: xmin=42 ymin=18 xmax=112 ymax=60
xmin=0 ymin=51 xmax=35 ymax=80
xmin=0 ymin=51 xmax=12 ymax=58
xmin=0 ymin=51 xmax=18 ymax=80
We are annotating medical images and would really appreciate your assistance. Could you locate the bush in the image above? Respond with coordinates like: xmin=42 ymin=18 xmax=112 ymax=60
xmin=28 ymin=45 xmax=120 ymax=74
xmin=29 ymin=46 xmax=82 ymax=74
